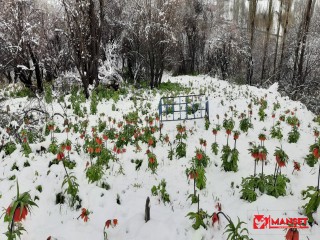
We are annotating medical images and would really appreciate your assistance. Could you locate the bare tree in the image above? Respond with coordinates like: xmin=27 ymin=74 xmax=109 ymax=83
xmin=61 ymin=0 xmax=104 ymax=98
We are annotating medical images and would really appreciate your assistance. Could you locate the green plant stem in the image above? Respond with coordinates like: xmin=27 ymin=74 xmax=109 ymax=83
xmin=217 ymin=211 xmax=232 ymax=224
xmin=254 ymin=160 xmax=257 ymax=176
xmin=197 ymin=194 xmax=200 ymax=213
xmin=317 ymin=163 xmax=320 ymax=192
xmin=274 ymin=165 xmax=280 ymax=187
xmin=62 ymin=160 xmax=70 ymax=179
xmin=9 ymin=210 xmax=15 ymax=238
xmin=261 ymin=161 xmax=264 ymax=178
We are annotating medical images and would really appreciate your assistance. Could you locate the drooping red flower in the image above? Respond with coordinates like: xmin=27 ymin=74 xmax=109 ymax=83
xmin=149 ymin=158 xmax=155 ymax=164
xmin=57 ymin=152 xmax=65 ymax=160
xmin=148 ymin=139 xmax=154 ymax=146
xmin=215 ymin=202 xmax=222 ymax=211
xmin=113 ymin=219 xmax=118 ymax=226
xmin=313 ymin=148 xmax=319 ymax=159
xmin=189 ymin=172 xmax=198 ymax=179
xmin=276 ymin=155 xmax=286 ymax=167
xmin=95 ymin=137 xmax=102 ymax=145
xmin=226 ymin=129 xmax=231 ymax=135
xmin=6 ymin=206 xmax=28 ymax=222
xmin=293 ymin=161 xmax=301 ymax=172
xmin=87 ymin=147 xmax=94 ymax=154
xmin=212 ymin=212 xmax=219 ymax=226
xmin=285 ymin=228 xmax=299 ymax=240
xmin=66 ymin=145 xmax=71 ymax=151
xmin=258 ymin=134 xmax=266 ymax=141
xmin=259 ymin=152 xmax=267 ymax=161
xmin=105 ymin=219 xmax=112 ymax=228
xmin=80 ymin=208 xmax=89 ymax=222
xmin=196 ymin=153 xmax=203 ymax=160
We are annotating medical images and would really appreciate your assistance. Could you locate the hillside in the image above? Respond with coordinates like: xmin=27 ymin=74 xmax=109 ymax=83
xmin=0 ymin=75 xmax=320 ymax=240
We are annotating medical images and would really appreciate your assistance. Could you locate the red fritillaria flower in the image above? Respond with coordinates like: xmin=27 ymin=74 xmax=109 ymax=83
xmin=65 ymin=145 xmax=71 ymax=151
xmin=212 ymin=129 xmax=218 ymax=135
xmin=88 ymin=147 xmax=94 ymax=154
xmin=148 ymin=139 xmax=154 ymax=146
xmin=6 ymin=205 xmax=28 ymax=222
xmin=293 ymin=161 xmax=301 ymax=172
xmin=275 ymin=155 xmax=286 ymax=167
xmin=212 ymin=212 xmax=219 ymax=226
xmin=113 ymin=219 xmax=118 ymax=226
xmin=196 ymin=153 xmax=203 ymax=160
xmin=226 ymin=129 xmax=231 ymax=135
xmin=95 ymin=137 xmax=102 ymax=145
xmin=149 ymin=158 xmax=155 ymax=164
xmin=80 ymin=208 xmax=89 ymax=222
xmin=189 ymin=171 xmax=198 ymax=179
xmin=285 ymin=228 xmax=299 ymax=240
xmin=103 ymin=134 xmax=108 ymax=140
xmin=258 ymin=134 xmax=266 ymax=141
xmin=105 ymin=219 xmax=112 ymax=228
xmin=259 ymin=152 xmax=267 ymax=161
xmin=57 ymin=152 xmax=65 ymax=160
xmin=313 ymin=148 xmax=319 ymax=159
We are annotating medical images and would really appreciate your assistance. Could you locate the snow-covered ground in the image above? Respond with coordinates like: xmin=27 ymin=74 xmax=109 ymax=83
xmin=0 ymin=74 xmax=319 ymax=240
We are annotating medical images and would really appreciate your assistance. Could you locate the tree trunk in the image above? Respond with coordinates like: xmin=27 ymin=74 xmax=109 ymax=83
xmin=273 ymin=0 xmax=283 ymax=81
xmin=277 ymin=0 xmax=292 ymax=82
xmin=28 ymin=43 xmax=43 ymax=93
xmin=292 ymin=0 xmax=314 ymax=93
xmin=261 ymin=0 xmax=273 ymax=82
xmin=246 ymin=0 xmax=257 ymax=86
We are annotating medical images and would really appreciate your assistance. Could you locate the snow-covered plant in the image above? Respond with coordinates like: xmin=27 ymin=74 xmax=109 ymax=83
xmin=186 ymin=209 xmax=208 ymax=230
xmin=239 ymin=117 xmax=252 ymax=133
xmin=104 ymin=219 xmax=118 ymax=240
xmin=301 ymin=186 xmax=320 ymax=224
xmin=221 ymin=145 xmax=238 ymax=172
xmin=147 ymin=151 xmax=158 ymax=173
xmin=98 ymin=42 xmax=123 ymax=86
xmin=4 ymin=182 xmax=38 ymax=240
xmin=151 ymin=179 xmax=170 ymax=204
xmin=288 ymin=126 xmax=300 ymax=143
xmin=270 ymin=125 xmax=283 ymax=140
xmin=175 ymin=124 xmax=187 ymax=159
xmin=223 ymin=118 xmax=235 ymax=146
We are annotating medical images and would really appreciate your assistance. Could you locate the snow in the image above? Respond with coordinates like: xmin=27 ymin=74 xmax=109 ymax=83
xmin=0 ymin=74 xmax=319 ymax=240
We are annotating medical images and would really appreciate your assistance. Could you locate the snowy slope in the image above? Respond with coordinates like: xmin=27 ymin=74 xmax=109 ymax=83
xmin=0 ymin=74 xmax=319 ymax=240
